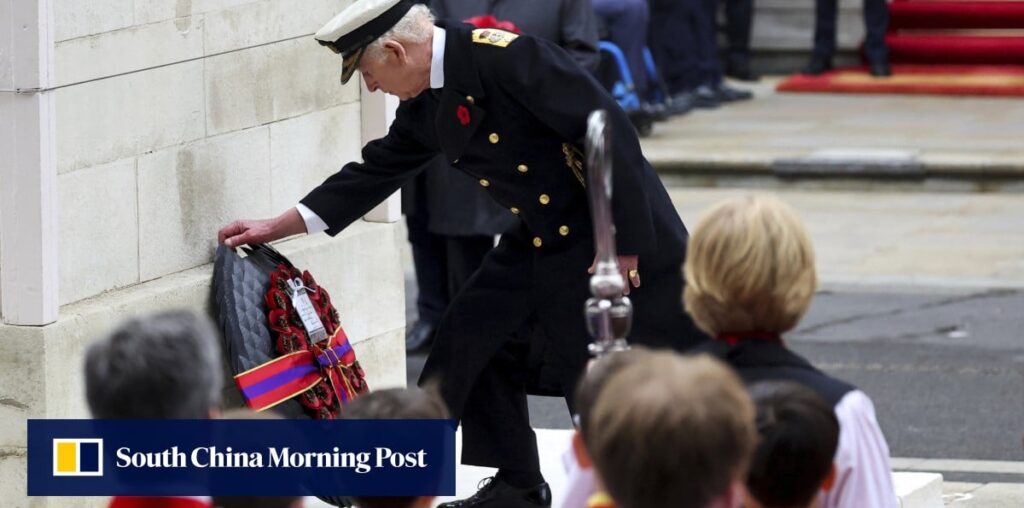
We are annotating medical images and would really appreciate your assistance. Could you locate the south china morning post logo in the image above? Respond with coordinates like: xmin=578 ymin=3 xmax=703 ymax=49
xmin=114 ymin=445 xmax=428 ymax=473
xmin=52 ymin=438 xmax=104 ymax=477
xmin=29 ymin=419 xmax=456 ymax=497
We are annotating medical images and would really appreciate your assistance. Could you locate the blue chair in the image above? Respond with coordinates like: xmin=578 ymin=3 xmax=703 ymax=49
xmin=598 ymin=41 xmax=653 ymax=136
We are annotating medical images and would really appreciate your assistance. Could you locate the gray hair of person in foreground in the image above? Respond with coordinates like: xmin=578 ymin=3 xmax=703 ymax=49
xmin=85 ymin=310 xmax=224 ymax=419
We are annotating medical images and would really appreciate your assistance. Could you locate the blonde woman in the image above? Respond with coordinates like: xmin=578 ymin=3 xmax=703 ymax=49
xmin=685 ymin=194 xmax=897 ymax=508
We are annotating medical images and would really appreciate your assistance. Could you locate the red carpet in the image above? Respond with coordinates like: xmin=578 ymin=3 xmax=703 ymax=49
xmin=777 ymin=64 xmax=1024 ymax=96
xmin=890 ymin=2 xmax=1024 ymax=30
xmin=778 ymin=0 xmax=1024 ymax=95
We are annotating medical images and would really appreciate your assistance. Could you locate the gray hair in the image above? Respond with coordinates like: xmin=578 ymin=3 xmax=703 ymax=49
xmin=364 ymin=4 xmax=435 ymax=63
xmin=85 ymin=310 xmax=224 ymax=419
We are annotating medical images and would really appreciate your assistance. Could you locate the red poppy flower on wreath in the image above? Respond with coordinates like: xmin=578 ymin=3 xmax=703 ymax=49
xmin=457 ymin=105 xmax=471 ymax=126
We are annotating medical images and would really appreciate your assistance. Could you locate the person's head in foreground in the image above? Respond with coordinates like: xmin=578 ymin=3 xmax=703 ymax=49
xmin=213 ymin=410 xmax=303 ymax=508
xmin=85 ymin=310 xmax=223 ymax=419
xmin=571 ymin=348 xmax=657 ymax=468
xmin=587 ymin=353 xmax=757 ymax=508
xmin=315 ymin=0 xmax=436 ymax=100
xmin=683 ymin=193 xmax=816 ymax=338
xmin=746 ymin=381 xmax=839 ymax=508
xmin=342 ymin=387 xmax=450 ymax=508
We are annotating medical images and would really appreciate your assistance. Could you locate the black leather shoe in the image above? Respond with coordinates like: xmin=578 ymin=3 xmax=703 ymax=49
xmin=726 ymin=56 xmax=760 ymax=82
xmin=405 ymin=320 xmax=435 ymax=353
xmin=716 ymin=83 xmax=753 ymax=102
xmin=870 ymin=61 xmax=892 ymax=77
xmin=693 ymin=85 xmax=721 ymax=109
xmin=666 ymin=92 xmax=695 ymax=116
xmin=628 ymin=108 xmax=654 ymax=137
xmin=644 ymin=101 xmax=670 ymax=122
xmin=803 ymin=55 xmax=833 ymax=75
xmin=438 ymin=477 xmax=552 ymax=508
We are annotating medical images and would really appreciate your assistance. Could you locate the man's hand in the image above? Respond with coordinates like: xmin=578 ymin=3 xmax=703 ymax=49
xmin=218 ymin=208 xmax=308 ymax=248
xmin=587 ymin=255 xmax=640 ymax=295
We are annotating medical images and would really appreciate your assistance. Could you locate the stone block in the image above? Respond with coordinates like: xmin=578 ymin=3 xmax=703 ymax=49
xmin=205 ymin=38 xmax=358 ymax=136
xmin=56 ymin=60 xmax=205 ymax=174
xmin=0 ymin=448 xmax=29 ymax=508
xmin=278 ymin=224 xmax=406 ymax=341
xmin=269 ymin=103 xmax=363 ymax=212
xmin=55 ymin=17 xmax=205 ymax=87
xmin=751 ymin=0 xmax=864 ymax=50
xmin=137 ymin=127 xmax=272 ymax=281
xmin=54 ymin=0 xmax=134 ymax=42
xmin=893 ymin=472 xmax=944 ymax=508
xmin=204 ymin=0 xmax=350 ymax=55
xmin=58 ymin=159 xmax=139 ymax=305
xmin=0 ymin=222 xmax=404 ymax=508
xmin=0 ymin=1 xmax=11 ymax=89
xmin=0 ymin=326 xmax=45 ymax=449
xmin=0 ymin=94 xmax=8 ymax=319
xmin=134 ymin=0 xmax=254 ymax=25
xmin=352 ymin=328 xmax=407 ymax=390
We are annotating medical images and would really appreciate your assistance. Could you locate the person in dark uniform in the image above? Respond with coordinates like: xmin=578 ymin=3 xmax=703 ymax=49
xmin=647 ymin=0 xmax=751 ymax=109
xmin=403 ymin=0 xmax=601 ymax=353
xmin=683 ymin=194 xmax=898 ymax=508
xmin=723 ymin=0 xmax=758 ymax=82
xmin=806 ymin=0 xmax=890 ymax=76
xmin=218 ymin=1 xmax=705 ymax=505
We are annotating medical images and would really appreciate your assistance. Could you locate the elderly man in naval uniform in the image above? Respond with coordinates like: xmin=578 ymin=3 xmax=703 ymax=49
xmin=218 ymin=0 xmax=706 ymax=505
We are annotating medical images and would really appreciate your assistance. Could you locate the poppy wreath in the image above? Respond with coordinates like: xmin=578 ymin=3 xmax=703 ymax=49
xmin=235 ymin=263 xmax=369 ymax=419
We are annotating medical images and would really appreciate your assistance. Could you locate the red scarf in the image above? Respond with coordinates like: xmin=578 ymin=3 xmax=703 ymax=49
xmin=716 ymin=332 xmax=783 ymax=347
xmin=109 ymin=497 xmax=212 ymax=508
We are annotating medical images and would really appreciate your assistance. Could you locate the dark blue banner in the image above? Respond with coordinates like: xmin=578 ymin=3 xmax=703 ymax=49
xmin=29 ymin=419 xmax=456 ymax=497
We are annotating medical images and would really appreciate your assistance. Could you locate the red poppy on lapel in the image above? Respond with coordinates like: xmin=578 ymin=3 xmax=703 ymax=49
xmin=457 ymin=105 xmax=471 ymax=126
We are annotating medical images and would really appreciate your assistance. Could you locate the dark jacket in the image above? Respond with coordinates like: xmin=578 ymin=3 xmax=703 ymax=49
xmin=302 ymin=23 xmax=680 ymax=259
xmin=407 ymin=1 xmax=601 ymax=237
xmin=696 ymin=339 xmax=856 ymax=406
xmin=302 ymin=25 xmax=696 ymax=402
xmin=430 ymin=0 xmax=600 ymax=72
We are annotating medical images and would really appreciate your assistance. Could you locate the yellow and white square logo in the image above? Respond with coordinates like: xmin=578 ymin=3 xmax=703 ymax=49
xmin=52 ymin=439 xmax=103 ymax=476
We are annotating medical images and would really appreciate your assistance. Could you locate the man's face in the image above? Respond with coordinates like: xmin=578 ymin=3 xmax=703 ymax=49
xmin=358 ymin=41 xmax=428 ymax=101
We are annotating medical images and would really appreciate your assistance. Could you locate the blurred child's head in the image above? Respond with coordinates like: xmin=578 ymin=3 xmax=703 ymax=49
xmin=342 ymin=387 xmax=449 ymax=508
xmin=587 ymin=353 xmax=756 ymax=508
xmin=683 ymin=193 xmax=816 ymax=337
xmin=745 ymin=381 xmax=839 ymax=508
xmin=571 ymin=348 xmax=656 ymax=468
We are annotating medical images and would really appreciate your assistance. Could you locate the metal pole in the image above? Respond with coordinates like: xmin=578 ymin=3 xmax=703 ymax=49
xmin=584 ymin=110 xmax=632 ymax=356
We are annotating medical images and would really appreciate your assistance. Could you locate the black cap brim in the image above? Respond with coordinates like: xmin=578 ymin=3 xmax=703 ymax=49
xmin=341 ymin=46 xmax=365 ymax=85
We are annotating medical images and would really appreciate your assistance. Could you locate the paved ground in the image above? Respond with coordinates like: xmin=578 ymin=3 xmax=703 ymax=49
xmin=399 ymin=87 xmax=1024 ymax=504
xmin=401 ymin=183 xmax=1024 ymax=505
xmin=640 ymin=78 xmax=1024 ymax=176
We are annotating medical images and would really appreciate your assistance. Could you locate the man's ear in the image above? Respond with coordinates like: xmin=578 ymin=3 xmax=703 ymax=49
xmin=383 ymin=40 xmax=407 ymax=63
xmin=572 ymin=430 xmax=593 ymax=469
xmin=414 ymin=496 xmax=435 ymax=508
xmin=821 ymin=462 xmax=838 ymax=491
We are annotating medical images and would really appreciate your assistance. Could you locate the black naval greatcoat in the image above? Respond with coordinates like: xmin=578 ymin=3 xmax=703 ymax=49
xmin=301 ymin=22 xmax=706 ymax=470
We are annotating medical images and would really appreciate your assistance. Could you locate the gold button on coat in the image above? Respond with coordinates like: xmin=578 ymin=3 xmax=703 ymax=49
xmin=510 ymin=207 xmax=520 ymax=214
xmin=559 ymin=226 xmax=570 ymax=236
xmin=489 ymin=133 xmax=500 ymax=144
xmin=479 ymin=179 xmax=490 ymax=187
xmin=539 ymin=194 xmax=550 ymax=205
xmin=466 ymin=95 xmax=475 ymax=104
xmin=533 ymin=237 xmax=543 ymax=248
xmin=517 ymin=164 xmax=528 ymax=173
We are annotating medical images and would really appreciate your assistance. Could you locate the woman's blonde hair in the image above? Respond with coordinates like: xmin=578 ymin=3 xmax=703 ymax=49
xmin=683 ymin=193 xmax=816 ymax=336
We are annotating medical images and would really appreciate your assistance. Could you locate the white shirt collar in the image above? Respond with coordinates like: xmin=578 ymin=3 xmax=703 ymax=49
xmin=430 ymin=26 xmax=446 ymax=89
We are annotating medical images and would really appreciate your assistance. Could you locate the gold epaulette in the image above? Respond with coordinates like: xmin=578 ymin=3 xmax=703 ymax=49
xmin=471 ymin=28 xmax=519 ymax=48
